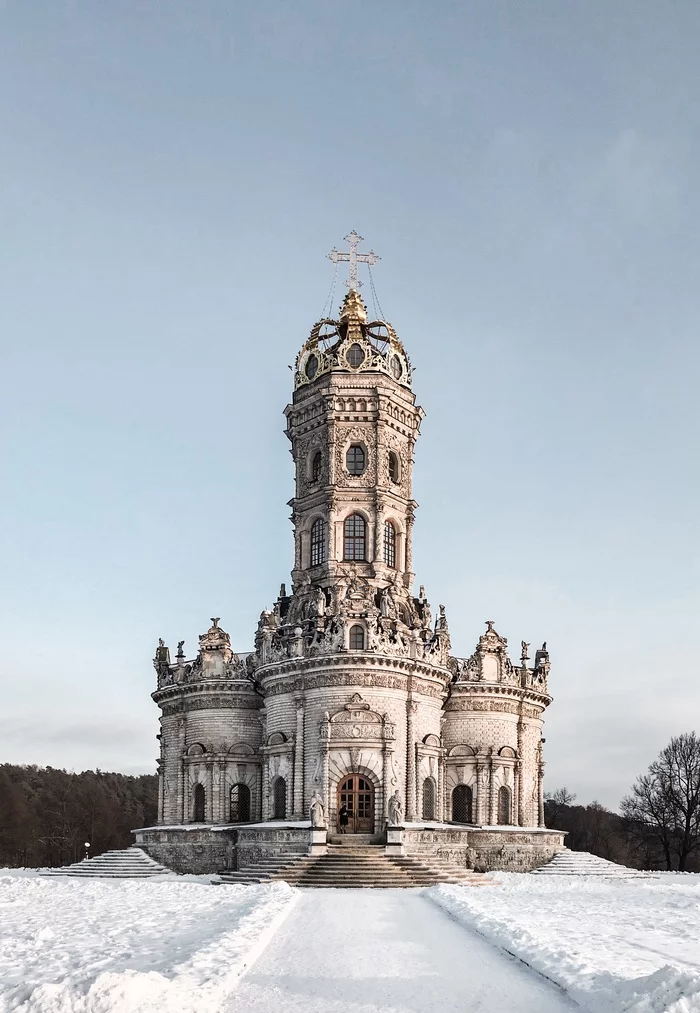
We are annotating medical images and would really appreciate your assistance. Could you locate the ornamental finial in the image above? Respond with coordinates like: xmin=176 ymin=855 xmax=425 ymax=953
xmin=327 ymin=231 xmax=380 ymax=291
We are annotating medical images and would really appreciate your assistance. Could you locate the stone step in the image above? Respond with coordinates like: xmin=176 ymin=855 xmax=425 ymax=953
xmin=531 ymin=850 xmax=650 ymax=878
xmin=41 ymin=847 xmax=172 ymax=879
xmin=220 ymin=845 xmax=491 ymax=888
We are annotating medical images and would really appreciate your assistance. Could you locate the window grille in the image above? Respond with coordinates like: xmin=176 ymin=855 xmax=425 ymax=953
xmin=344 ymin=514 xmax=366 ymax=560
xmin=230 ymin=783 xmax=251 ymax=823
xmin=422 ymin=778 xmax=436 ymax=820
xmin=273 ymin=777 xmax=286 ymax=819
xmin=383 ymin=521 xmax=396 ymax=568
xmin=193 ymin=783 xmax=205 ymax=822
xmin=452 ymin=784 xmax=473 ymax=824
xmin=498 ymin=785 xmax=512 ymax=825
xmin=310 ymin=518 xmax=326 ymax=566
xmin=346 ymin=444 xmax=366 ymax=475
xmin=349 ymin=624 xmax=365 ymax=650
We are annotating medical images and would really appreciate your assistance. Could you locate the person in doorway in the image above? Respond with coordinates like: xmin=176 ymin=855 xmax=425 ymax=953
xmin=339 ymin=803 xmax=349 ymax=834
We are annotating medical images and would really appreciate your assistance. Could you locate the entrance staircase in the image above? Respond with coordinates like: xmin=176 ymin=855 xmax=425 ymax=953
xmin=530 ymin=849 xmax=653 ymax=878
xmin=41 ymin=847 xmax=171 ymax=879
xmin=218 ymin=842 xmax=488 ymax=889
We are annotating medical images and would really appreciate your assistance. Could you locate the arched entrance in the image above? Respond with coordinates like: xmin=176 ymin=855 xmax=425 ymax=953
xmin=337 ymin=773 xmax=375 ymax=834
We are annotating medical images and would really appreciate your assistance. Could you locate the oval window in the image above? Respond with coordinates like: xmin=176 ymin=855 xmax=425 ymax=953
xmin=305 ymin=354 xmax=319 ymax=380
xmin=347 ymin=343 xmax=365 ymax=367
xmin=390 ymin=355 xmax=403 ymax=380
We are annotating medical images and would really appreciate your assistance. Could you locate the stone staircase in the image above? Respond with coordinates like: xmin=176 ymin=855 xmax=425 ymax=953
xmin=218 ymin=843 xmax=488 ymax=889
xmin=531 ymin=849 xmax=652 ymax=878
xmin=41 ymin=847 xmax=172 ymax=879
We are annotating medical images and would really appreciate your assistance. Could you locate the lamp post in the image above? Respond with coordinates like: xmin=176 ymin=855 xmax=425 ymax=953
xmin=84 ymin=841 xmax=91 ymax=862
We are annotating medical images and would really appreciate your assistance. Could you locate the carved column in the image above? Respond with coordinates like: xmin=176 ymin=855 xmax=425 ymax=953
xmin=293 ymin=698 xmax=305 ymax=818
xmin=476 ymin=762 xmax=489 ymax=824
xmin=437 ymin=752 xmax=445 ymax=822
xmin=404 ymin=509 xmax=415 ymax=580
xmin=517 ymin=715 xmax=525 ymax=826
xmin=538 ymin=760 xmax=546 ymax=828
xmin=157 ymin=760 xmax=164 ymax=824
xmin=207 ymin=763 xmax=214 ymax=823
xmin=178 ymin=758 xmax=186 ymax=823
xmin=406 ymin=700 xmax=417 ymax=821
xmin=219 ymin=760 xmax=228 ymax=823
xmin=262 ymin=751 xmax=271 ymax=820
xmin=211 ymin=762 xmax=220 ymax=823
xmin=488 ymin=752 xmax=496 ymax=825
xmin=320 ymin=714 xmax=331 ymax=827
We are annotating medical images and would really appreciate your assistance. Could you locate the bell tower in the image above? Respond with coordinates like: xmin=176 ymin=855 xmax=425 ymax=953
xmin=285 ymin=241 xmax=424 ymax=598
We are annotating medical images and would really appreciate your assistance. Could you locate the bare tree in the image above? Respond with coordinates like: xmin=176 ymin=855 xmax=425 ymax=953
xmin=543 ymin=787 xmax=576 ymax=830
xmin=621 ymin=732 xmax=700 ymax=871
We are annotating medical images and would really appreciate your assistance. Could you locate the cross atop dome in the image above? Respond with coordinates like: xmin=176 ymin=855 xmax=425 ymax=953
xmin=327 ymin=231 xmax=380 ymax=291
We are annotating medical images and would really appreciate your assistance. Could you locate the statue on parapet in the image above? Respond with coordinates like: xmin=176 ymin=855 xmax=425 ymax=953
xmin=388 ymin=789 xmax=404 ymax=826
xmin=310 ymin=791 xmax=326 ymax=828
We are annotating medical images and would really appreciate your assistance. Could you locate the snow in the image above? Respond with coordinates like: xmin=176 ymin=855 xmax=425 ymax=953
xmin=0 ymin=871 xmax=296 ymax=1013
xmin=5 ymin=864 xmax=700 ymax=1013
xmin=227 ymin=888 xmax=575 ymax=1012
xmin=428 ymin=873 xmax=700 ymax=1013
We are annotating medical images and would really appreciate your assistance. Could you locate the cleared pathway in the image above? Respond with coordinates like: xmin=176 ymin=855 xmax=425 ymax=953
xmin=230 ymin=889 xmax=576 ymax=1013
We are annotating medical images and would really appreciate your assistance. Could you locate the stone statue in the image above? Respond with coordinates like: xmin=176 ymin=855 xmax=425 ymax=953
xmin=177 ymin=640 xmax=185 ymax=656
xmin=388 ymin=790 xmax=403 ymax=826
xmin=309 ymin=791 xmax=326 ymax=828
xmin=521 ymin=641 xmax=530 ymax=661
xmin=380 ymin=586 xmax=397 ymax=619
xmin=311 ymin=586 xmax=326 ymax=619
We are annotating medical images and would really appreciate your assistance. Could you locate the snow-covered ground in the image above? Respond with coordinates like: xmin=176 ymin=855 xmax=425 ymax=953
xmin=4 ymin=866 xmax=700 ymax=1013
xmin=0 ymin=870 xmax=296 ymax=1013
xmin=429 ymin=873 xmax=700 ymax=1013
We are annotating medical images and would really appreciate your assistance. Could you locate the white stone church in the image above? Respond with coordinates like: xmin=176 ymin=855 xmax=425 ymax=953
xmin=136 ymin=235 xmax=563 ymax=875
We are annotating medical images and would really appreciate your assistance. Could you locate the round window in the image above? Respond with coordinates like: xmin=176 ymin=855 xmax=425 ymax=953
xmin=390 ymin=355 xmax=403 ymax=380
xmin=347 ymin=343 xmax=365 ymax=368
xmin=305 ymin=353 xmax=319 ymax=380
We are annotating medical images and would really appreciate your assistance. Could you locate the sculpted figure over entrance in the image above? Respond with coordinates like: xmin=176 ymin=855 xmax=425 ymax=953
xmin=388 ymin=790 xmax=404 ymax=826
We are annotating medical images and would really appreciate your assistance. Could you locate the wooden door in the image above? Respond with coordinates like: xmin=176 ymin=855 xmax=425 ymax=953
xmin=337 ymin=774 xmax=374 ymax=833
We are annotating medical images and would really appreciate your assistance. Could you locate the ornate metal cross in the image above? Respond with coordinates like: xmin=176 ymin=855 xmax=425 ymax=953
xmin=327 ymin=231 xmax=380 ymax=290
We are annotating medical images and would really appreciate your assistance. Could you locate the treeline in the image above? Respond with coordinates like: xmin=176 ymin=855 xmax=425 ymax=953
xmin=0 ymin=764 xmax=157 ymax=869
xmin=546 ymin=731 xmax=700 ymax=872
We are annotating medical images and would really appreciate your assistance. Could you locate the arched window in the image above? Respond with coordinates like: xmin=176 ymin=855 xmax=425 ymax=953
xmin=311 ymin=451 xmax=322 ymax=483
xmin=193 ymin=783 xmax=205 ymax=822
xmin=229 ymin=783 xmax=251 ymax=823
xmin=452 ymin=784 xmax=473 ymax=824
xmin=383 ymin=520 xmax=396 ymax=568
xmin=349 ymin=624 xmax=365 ymax=650
xmin=422 ymin=777 xmax=436 ymax=820
xmin=273 ymin=777 xmax=287 ymax=820
xmin=498 ymin=785 xmax=512 ymax=825
xmin=344 ymin=514 xmax=366 ymax=561
xmin=388 ymin=451 xmax=399 ymax=483
xmin=310 ymin=518 xmax=326 ymax=567
xmin=346 ymin=444 xmax=366 ymax=476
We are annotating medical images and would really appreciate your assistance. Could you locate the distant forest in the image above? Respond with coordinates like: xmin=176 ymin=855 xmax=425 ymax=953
xmin=0 ymin=764 xmax=157 ymax=868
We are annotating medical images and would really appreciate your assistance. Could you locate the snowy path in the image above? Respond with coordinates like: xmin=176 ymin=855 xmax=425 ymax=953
xmin=229 ymin=889 xmax=576 ymax=1013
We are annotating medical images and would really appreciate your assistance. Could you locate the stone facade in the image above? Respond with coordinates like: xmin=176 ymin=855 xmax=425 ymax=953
xmin=140 ymin=277 xmax=562 ymax=874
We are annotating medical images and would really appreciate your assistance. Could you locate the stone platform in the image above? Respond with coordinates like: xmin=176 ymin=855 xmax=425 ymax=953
xmin=134 ymin=821 xmax=565 ymax=876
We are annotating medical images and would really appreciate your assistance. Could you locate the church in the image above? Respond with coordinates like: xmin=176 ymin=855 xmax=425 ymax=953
xmin=135 ymin=234 xmax=564 ymax=875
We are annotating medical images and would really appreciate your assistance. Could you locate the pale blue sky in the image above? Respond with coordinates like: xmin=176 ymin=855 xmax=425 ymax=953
xmin=1 ymin=1 xmax=699 ymax=808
